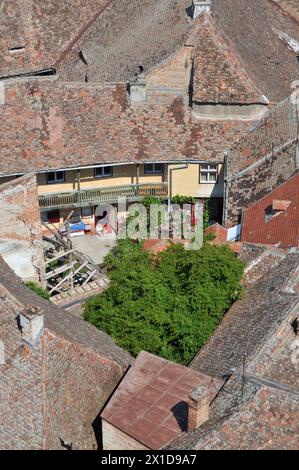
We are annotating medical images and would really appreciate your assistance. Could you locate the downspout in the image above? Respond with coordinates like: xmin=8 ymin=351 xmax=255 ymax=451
xmin=168 ymin=162 xmax=189 ymax=211
xmin=222 ymin=151 xmax=229 ymax=227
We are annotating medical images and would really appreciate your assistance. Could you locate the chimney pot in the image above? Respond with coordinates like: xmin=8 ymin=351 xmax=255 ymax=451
xmin=19 ymin=305 xmax=44 ymax=348
xmin=192 ymin=1 xmax=211 ymax=19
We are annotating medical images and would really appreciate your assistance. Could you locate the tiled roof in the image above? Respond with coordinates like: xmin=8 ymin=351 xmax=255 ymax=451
xmin=0 ymin=78 xmax=253 ymax=176
xmin=168 ymin=384 xmax=299 ymax=450
xmin=168 ymin=249 xmax=299 ymax=450
xmin=56 ymin=0 xmax=299 ymax=103
xmin=101 ymin=351 xmax=223 ymax=449
xmin=0 ymin=0 xmax=111 ymax=78
xmin=0 ymin=257 xmax=132 ymax=449
xmin=212 ymin=0 xmax=299 ymax=102
xmin=190 ymin=252 xmax=299 ymax=379
xmin=241 ymin=172 xmax=299 ymax=248
xmin=58 ymin=0 xmax=193 ymax=83
xmin=272 ymin=0 xmax=299 ymax=23
xmin=192 ymin=15 xmax=266 ymax=104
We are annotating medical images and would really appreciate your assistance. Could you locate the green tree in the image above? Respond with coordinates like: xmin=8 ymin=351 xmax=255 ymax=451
xmin=84 ymin=239 xmax=244 ymax=365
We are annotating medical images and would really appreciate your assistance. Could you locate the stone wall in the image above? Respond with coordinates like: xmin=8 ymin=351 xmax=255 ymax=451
xmin=0 ymin=173 xmax=44 ymax=282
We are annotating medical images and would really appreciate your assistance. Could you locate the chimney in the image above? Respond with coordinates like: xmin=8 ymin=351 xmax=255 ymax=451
xmin=192 ymin=1 xmax=211 ymax=19
xmin=129 ymin=67 xmax=147 ymax=103
xmin=188 ymin=385 xmax=210 ymax=431
xmin=19 ymin=305 xmax=44 ymax=348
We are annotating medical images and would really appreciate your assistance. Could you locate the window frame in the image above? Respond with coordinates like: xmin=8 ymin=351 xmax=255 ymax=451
xmin=199 ymin=164 xmax=218 ymax=184
xmin=94 ymin=166 xmax=113 ymax=179
xmin=81 ymin=207 xmax=93 ymax=219
xmin=144 ymin=163 xmax=164 ymax=175
xmin=44 ymin=210 xmax=60 ymax=224
xmin=46 ymin=171 xmax=65 ymax=185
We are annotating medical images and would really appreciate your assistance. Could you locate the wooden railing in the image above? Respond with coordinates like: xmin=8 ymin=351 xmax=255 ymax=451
xmin=39 ymin=183 xmax=168 ymax=210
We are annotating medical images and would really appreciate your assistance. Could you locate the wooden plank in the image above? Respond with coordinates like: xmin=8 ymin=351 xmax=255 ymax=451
xmin=49 ymin=261 xmax=89 ymax=294
xmin=46 ymin=250 xmax=75 ymax=265
xmin=46 ymin=261 xmax=77 ymax=280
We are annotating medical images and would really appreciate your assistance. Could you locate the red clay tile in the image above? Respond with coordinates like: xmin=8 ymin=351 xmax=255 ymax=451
xmin=101 ymin=351 xmax=218 ymax=449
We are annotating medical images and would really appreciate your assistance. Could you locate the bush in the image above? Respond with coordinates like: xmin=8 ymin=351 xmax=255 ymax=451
xmin=84 ymin=240 xmax=244 ymax=365
xmin=25 ymin=281 xmax=50 ymax=300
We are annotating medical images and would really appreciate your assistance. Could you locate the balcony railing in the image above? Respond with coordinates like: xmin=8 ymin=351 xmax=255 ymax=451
xmin=39 ymin=183 xmax=169 ymax=211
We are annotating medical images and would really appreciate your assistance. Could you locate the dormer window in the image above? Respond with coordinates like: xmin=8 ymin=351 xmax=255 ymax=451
xmin=265 ymin=205 xmax=276 ymax=223
xmin=265 ymin=200 xmax=290 ymax=223
xmin=8 ymin=46 xmax=25 ymax=55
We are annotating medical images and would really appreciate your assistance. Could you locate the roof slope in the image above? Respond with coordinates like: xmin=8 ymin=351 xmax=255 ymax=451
xmin=272 ymin=0 xmax=299 ymax=23
xmin=241 ymin=172 xmax=299 ymax=248
xmin=0 ymin=256 xmax=132 ymax=449
xmin=169 ymin=248 xmax=299 ymax=450
xmin=101 ymin=351 xmax=223 ymax=449
xmin=190 ymin=252 xmax=299 ymax=378
xmin=0 ymin=78 xmax=253 ymax=176
xmin=0 ymin=0 xmax=111 ymax=78
xmin=192 ymin=15 xmax=266 ymax=104
xmin=212 ymin=0 xmax=299 ymax=102
xmin=169 ymin=384 xmax=299 ymax=450
xmin=57 ymin=0 xmax=193 ymax=83
xmin=0 ymin=256 xmax=132 ymax=368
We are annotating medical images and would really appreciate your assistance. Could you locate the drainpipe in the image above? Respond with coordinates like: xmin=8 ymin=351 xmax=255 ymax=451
xmin=77 ymin=169 xmax=81 ymax=192
xmin=222 ymin=151 xmax=229 ymax=227
xmin=136 ymin=164 xmax=140 ymax=197
xmin=168 ymin=162 xmax=189 ymax=211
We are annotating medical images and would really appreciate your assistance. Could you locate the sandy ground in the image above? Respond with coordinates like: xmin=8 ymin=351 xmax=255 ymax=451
xmin=71 ymin=234 xmax=116 ymax=265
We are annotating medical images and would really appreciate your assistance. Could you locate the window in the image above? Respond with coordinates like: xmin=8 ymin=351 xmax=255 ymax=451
xmin=9 ymin=46 xmax=25 ymax=54
xmin=43 ymin=210 xmax=60 ymax=224
xmin=47 ymin=171 xmax=65 ymax=184
xmin=94 ymin=166 xmax=113 ymax=178
xmin=81 ymin=207 xmax=93 ymax=219
xmin=265 ymin=205 xmax=277 ymax=223
xmin=144 ymin=163 xmax=164 ymax=174
xmin=200 ymin=164 xmax=218 ymax=183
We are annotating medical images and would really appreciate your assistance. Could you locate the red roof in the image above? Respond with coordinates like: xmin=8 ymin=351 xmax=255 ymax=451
xmin=241 ymin=173 xmax=299 ymax=248
xmin=101 ymin=351 xmax=223 ymax=449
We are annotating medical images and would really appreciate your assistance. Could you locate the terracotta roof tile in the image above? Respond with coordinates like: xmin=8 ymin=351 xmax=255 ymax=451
xmin=101 ymin=351 xmax=223 ymax=449
xmin=241 ymin=173 xmax=299 ymax=248
xmin=192 ymin=15 xmax=266 ymax=104
xmin=0 ymin=79 xmax=253 ymax=176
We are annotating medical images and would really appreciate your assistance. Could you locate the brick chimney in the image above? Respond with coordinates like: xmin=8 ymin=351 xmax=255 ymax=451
xmin=188 ymin=385 xmax=210 ymax=431
xmin=19 ymin=305 xmax=44 ymax=348
xmin=192 ymin=1 xmax=211 ymax=19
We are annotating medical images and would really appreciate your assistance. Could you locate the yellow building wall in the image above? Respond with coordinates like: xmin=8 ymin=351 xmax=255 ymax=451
xmin=168 ymin=163 xmax=224 ymax=199
xmin=37 ymin=165 xmax=165 ymax=194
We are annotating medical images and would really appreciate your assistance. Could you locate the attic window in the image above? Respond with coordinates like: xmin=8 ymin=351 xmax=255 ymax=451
xmin=265 ymin=205 xmax=276 ymax=223
xmin=9 ymin=46 xmax=25 ymax=54
xmin=265 ymin=200 xmax=290 ymax=223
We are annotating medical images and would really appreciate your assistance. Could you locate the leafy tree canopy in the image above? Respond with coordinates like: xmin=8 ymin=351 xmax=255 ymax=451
xmin=84 ymin=239 xmax=244 ymax=365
